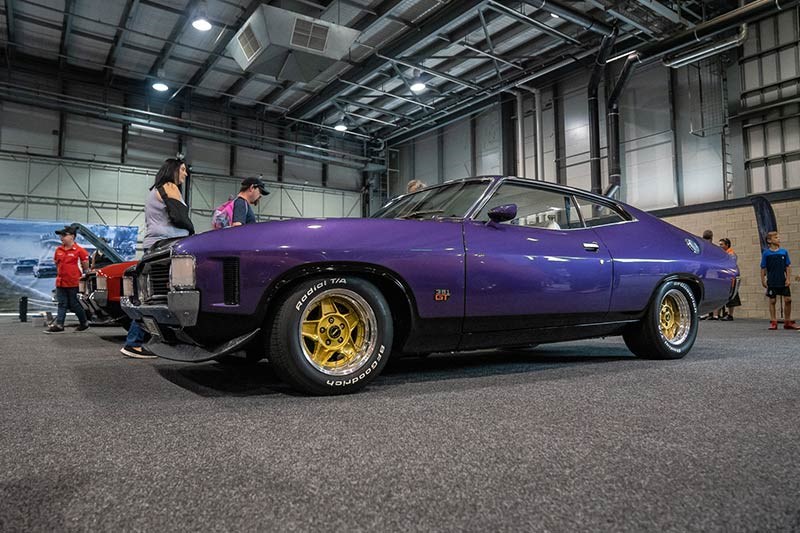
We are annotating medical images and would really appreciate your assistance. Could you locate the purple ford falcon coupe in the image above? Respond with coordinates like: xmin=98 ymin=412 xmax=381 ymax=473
xmin=122 ymin=176 xmax=738 ymax=395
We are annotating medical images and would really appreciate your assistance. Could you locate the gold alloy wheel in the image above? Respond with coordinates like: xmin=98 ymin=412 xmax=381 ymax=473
xmin=658 ymin=288 xmax=692 ymax=346
xmin=299 ymin=289 xmax=377 ymax=376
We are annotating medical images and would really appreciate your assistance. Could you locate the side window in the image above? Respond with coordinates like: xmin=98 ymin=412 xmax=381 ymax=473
xmin=475 ymin=184 xmax=582 ymax=230
xmin=575 ymin=197 xmax=627 ymax=228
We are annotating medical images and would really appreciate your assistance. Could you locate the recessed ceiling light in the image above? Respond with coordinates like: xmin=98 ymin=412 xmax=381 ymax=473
xmin=410 ymin=81 xmax=427 ymax=93
xmin=192 ymin=1 xmax=212 ymax=31
xmin=192 ymin=18 xmax=212 ymax=31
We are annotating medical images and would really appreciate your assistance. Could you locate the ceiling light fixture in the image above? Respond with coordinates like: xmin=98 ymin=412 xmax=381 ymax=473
xmin=334 ymin=121 xmax=348 ymax=132
xmin=131 ymin=124 xmax=165 ymax=133
xmin=550 ymin=12 xmax=560 ymax=18
xmin=192 ymin=0 xmax=212 ymax=31
xmin=409 ymin=70 xmax=427 ymax=93
xmin=152 ymin=81 xmax=169 ymax=92
xmin=606 ymin=50 xmax=639 ymax=64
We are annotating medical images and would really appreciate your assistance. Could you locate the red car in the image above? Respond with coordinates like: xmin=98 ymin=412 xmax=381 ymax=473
xmin=80 ymin=260 xmax=138 ymax=328
xmin=71 ymin=224 xmax=138 ymax=329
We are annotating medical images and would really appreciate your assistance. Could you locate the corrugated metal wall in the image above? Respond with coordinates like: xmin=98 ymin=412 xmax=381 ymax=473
xmin=739 ymin=8 xmax=800 ymax=193
xmin=0 ymin=100 xmax=364 ymax=241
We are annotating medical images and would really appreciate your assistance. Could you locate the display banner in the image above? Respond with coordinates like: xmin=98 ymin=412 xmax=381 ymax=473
xmin=0 ymin=219 xmax=138 ymax=312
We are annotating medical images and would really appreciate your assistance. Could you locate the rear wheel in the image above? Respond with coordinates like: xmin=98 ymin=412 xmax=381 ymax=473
xmin=269 ymin=276 xmax=393 ymax=395
xmin=623 ymin=281 xmax=698 ymax=360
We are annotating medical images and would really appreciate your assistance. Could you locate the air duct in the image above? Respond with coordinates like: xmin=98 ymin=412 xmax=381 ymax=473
xmin=606 ymin=53 xmax=640 ymax=188
xmin=226 ymin=5 xmax=362 ymax=83
xmin=588 ymin=27 xmax=618 ymax=195
xmin=662 ymin=24 xmax=748 ymax=68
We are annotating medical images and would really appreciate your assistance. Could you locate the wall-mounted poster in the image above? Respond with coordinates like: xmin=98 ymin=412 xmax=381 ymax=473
xmin=0 ymin=219 xmax=138 ymax=312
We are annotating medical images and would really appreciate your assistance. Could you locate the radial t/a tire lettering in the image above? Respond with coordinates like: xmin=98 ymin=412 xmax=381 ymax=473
xmin=269 ymin=276 xmax=393 ymax=395
xmin=623 ymin=280 xmax=698 ymax=360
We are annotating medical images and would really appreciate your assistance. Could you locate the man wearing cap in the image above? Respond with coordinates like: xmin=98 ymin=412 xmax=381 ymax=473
xmin=46 ymin=225 xmax=90 ymax=333
xmin=232 ymin=177 xmax=269 ymax=226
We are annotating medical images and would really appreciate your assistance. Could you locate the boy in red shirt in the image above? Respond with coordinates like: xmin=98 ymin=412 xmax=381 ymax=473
xmin=46 ymin=225 xmax=90 ymax=333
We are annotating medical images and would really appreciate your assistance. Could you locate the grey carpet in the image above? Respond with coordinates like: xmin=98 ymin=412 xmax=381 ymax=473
xmin=1 ymin=316 xmax=798 ymax=532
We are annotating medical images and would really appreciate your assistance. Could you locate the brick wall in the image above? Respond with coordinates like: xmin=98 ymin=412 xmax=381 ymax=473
xmin=661 ymin=198 xmax=800 ymax=319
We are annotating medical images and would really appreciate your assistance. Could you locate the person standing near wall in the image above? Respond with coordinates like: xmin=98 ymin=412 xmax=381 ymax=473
xmin=232 ymin=177 xmax=269 ymax=226
xmin=121 ymin=158 xmax=194 ymax=358
xmin=45 ymin=225 xmax=90 ymax=333
xmin=700 ymin=229 xmax=718 ymax=320
xmin=760 ymin=231 xmax=799 ymax=330
xmin=719 ymin=237 xmax=741 ymax=321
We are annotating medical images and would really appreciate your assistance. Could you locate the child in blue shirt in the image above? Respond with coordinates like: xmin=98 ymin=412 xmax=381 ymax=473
xmin=760 ymin=231 xmax=799 ymax=330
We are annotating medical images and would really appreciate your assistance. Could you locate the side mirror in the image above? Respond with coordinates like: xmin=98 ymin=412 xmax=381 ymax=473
xmin=488 ymin=204 xmax=517 ymax=223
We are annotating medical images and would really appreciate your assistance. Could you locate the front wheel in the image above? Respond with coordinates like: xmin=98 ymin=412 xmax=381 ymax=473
xmin=269 ymin=276 xmax=393 ymax=395
xmin=623 ymin=281 xmax=698 ymax=360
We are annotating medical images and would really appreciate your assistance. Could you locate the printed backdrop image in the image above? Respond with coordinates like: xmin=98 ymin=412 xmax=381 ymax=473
xmin=0 ymin=219 xmax=138 ymax=312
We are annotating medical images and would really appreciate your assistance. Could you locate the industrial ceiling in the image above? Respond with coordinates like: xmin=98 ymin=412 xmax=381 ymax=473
xmin=0 ymin=0 xmax=771 ymax=166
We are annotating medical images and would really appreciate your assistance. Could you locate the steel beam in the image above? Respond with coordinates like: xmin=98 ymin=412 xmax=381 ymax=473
xmin=105 ymin=0 xmax=140 ymax=70
xmin=486 ymin=1 xmax=581 ymax=45
xmin=340 ymin=80 xmax=435 ymax=110
xmin=148 ymin=0 xmax=199 ymax=78
xmin=520 ymin=0 xmax=613 ymax=35
xmin=4 ymin=0 xmax=17 ymax=45
xmin=258 ymin=0 xmax=407 ymax=108
xmin=637 ymin=0 xmax=692 ymax=26
xmin=58 ymin=0 xmax=74 ymax=68
xmin=584 ymin=0 xmax=657 ymax=38
xmin=335 ymin=98 xmax=415 ymax=120
xmin=169 ymin=0 xmax=263 ymax=101
xmin=288 ymin=0 xmax=487 ymax=120
xmin=378 ymin=54 xmax=482 ymax=90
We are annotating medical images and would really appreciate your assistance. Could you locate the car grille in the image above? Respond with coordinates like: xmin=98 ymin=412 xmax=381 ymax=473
xmin=138 ymin=257 xmax=170 ymax=302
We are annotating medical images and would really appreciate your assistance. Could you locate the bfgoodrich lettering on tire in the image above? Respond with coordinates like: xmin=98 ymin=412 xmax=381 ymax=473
xmin=269 ymin=276 xmax=393 ymax=395
xmin=623 ymin=280 xmax=698 ymax=360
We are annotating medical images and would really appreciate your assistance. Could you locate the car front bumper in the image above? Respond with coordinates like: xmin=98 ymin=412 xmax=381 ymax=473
xmin=121 ymin=291 xmax=258 ymax=362
xmin=121 ymin=291 xmax=201 ymax=329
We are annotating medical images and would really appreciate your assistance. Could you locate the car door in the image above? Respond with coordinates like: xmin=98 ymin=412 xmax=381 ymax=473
xmin=463 ymin=181 xmax=613 ymax=332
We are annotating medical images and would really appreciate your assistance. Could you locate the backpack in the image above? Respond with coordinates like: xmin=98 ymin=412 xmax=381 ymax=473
xmin=211 ymin=196 xmax=236 ymax=229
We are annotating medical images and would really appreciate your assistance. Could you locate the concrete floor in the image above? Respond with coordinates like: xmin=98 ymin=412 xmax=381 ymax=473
xmin=1 ymin=316 xmax=798 ymax=532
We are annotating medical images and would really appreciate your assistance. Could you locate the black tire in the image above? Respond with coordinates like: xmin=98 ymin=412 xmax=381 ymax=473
xmin=623 ymin=280 xmax=698 ymax=360
xmin=269 ymin=276 xmax=393 ymax=395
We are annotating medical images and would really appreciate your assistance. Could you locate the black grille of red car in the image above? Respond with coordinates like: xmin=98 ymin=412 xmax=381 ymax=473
xmin=223 ymin=258 xmax=240 ymax=305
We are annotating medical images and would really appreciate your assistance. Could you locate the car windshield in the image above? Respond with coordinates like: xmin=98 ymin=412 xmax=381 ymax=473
xmin=372 ymin=180 xmax=491 ymax=220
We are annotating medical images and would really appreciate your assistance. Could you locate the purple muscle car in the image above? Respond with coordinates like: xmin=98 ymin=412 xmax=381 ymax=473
xmin=122 ymin=177 xmax=739 ymax=395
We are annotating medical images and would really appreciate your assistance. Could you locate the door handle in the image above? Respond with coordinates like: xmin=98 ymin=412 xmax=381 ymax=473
xmin=583 ymin=242 xmax=600 ymax=252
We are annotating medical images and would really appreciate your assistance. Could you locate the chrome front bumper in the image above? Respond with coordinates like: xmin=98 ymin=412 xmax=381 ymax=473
xmin=121 ymin=291 xmax=200 ymax=328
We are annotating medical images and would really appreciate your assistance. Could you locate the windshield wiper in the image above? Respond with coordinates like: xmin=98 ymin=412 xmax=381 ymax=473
xmin=398 ymin=209 xmax=446 ymax=219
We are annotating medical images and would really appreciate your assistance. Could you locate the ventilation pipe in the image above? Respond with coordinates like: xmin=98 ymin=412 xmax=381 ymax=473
xmin=588 ymin=27 xmax=617 ymax=195
xmin=606 ymin=53 xmax=639 ymax=188
xmin=662 ymin=24 xmax=748 ymax=68
xmin=635 ymin=0 xmax=796 ymax=62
